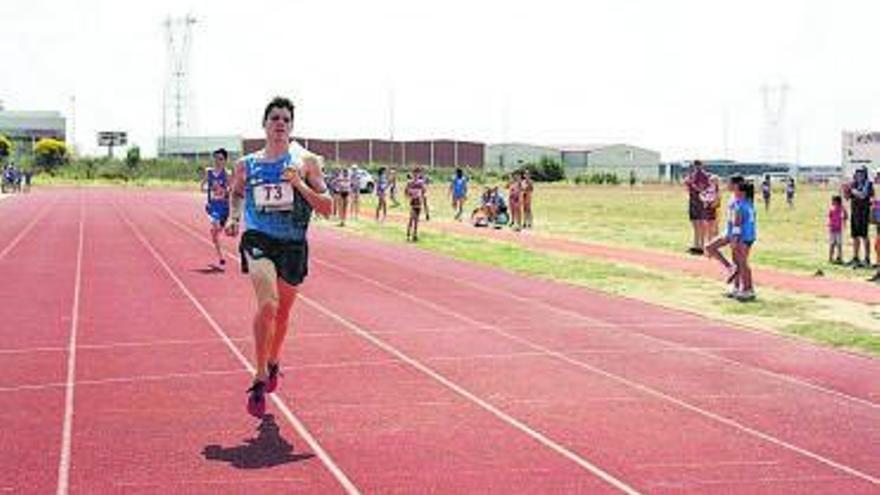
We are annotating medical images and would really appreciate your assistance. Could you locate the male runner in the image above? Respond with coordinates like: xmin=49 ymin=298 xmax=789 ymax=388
xmin=226 ymin=96 xmax=331 ymax=418
xmin=200 ymin=148 xmax=231 ymax=268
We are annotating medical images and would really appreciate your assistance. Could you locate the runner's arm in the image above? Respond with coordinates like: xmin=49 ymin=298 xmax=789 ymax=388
xmin=225 ymin=160 xmax=246 ymax=235
xmin=289 ymin=155 xmax=332 ymax=217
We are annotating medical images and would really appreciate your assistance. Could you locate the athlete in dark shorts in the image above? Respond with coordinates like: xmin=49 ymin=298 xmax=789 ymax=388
xmin=847 ymin=167 xmax=874 ymax=268
xmin=201 ymin=148 xmax=231 ymax=268
xmin=685 ymin=160 xmax=710 ymax=254
xmin=226 ymin=96 xmax=332 ymax=418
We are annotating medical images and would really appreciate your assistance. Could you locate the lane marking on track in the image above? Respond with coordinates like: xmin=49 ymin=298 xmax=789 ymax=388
xmin=56 ymin=196 xmax=84 ymax=495
xmin=117 ymin=206 xmax=362 ymax=495
xmin=308 ymin=255 xmax=880 ymax=486
xmin=317 ymin=229 xmax=880 ymax=410
xmin=0 ymin=198 xmax=56 ymax=262
xmin=159 ymin=198 xmax=880 ymax=485
xmin=153 ymin=200 xmax=643 ymax=495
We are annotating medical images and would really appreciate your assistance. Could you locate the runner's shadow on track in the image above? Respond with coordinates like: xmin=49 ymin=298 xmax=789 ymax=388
xmin=191 ymin=265 xmax=225 ymax=275
xmin=201 ymin=414 xmax=314 ymax=469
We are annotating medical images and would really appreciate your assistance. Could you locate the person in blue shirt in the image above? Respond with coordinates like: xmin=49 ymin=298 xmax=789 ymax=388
xmin=200 ymin=148 xmax=231 ymax=268
xmin=449 ymin=168 xmax=469 ymax=221
xmin=731 ymin=180 xmax=757 ymax=301
xmin=225 ymin=96 xmax=332 ymax=418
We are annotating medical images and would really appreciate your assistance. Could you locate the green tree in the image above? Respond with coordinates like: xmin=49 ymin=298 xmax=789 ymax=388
xmin=125 ymin=146 xmax=141 ymax=175
xmin=0 ymin=134 xmax=12 ymax=161
xmin=33 ymin=138 xmax=69 ymax=173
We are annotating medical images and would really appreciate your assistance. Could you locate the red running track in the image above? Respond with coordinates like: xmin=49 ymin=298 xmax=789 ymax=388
xmin=0 ymin=188 xmax=878 ymax=494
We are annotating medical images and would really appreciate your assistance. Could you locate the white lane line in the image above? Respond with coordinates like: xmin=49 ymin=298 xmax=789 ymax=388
xmin=153 ymin=199 xmax=642 ymax=495
xmin=312 ymin=257 xmax=880 ymax=486
xmin=56 ymin=197 xmax=84 ymax=495
xmin=159 ymin=201 xmax=880 ymax=486
xmin=318 ymin=228 xmax=880 ymax=410
xmin=0 ymin=198 xmax=56 ymax=262
xmin=117 ymin=207 xmax=362 ymax=495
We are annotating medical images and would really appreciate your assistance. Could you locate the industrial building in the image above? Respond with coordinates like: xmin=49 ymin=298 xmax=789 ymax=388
xmin=485 ymin=142 xmax=661 ymax=180
xmin=0 ymin=110 xmax=66 ymax=159
xmin=157 ymin=135 xmax=243 ymax=161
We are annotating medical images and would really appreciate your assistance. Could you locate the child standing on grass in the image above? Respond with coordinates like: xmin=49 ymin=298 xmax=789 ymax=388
xmin=375 ymin=167 xmax=388 ymax=222
xmin=706 ymin=175 xmax=745 ymax=292
xmin=731 ymin=180 xmax=757 ymax=301
xmin=334 ymin=168 xmax=351 ymax=227
xmin=828 ymin=195 xmax=848 ymax=265
xmin=406 ymin=171 xmax=425 ymax=242
xmin=508 ymin=171 xmax=524 ymax=231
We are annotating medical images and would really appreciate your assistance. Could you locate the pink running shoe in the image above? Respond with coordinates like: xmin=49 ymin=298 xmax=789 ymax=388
xmin=266 ymin=362 xmax=282 ymax=393
xmin=246 ymin=380 xmax=266 ymax=418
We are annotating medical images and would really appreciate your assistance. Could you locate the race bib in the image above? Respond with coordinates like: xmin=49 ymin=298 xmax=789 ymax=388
xmin=254 ymin=182 xmax=295 ymax=211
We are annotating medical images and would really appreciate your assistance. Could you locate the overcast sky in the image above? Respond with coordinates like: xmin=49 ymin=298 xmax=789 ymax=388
xmin=2 ymin=0 xmax=878 ymax=163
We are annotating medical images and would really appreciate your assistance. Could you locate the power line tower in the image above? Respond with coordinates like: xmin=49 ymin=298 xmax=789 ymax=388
xmin=161 ymin=14 xmax=197 ymax=156
xmin=760 ymin=82 xmax=789 ymax=164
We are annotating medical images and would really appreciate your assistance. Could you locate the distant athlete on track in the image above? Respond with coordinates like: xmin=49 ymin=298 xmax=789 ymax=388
xmin=200 ymin=148 xmax=231 ymax=268
xmin=225 ymin=96 xmax=332 ymax=418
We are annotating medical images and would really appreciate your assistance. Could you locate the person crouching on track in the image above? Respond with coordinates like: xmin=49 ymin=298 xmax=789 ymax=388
xmin=200 ymin=148 xmax=231 ymax=268
xmin=225 ymin=96 xmax=332 ymax=418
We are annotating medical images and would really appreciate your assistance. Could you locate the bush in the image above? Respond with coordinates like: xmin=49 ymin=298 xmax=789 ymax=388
xmin=523 ymin=156 xmax=565 ymax=182
xmin=0 ymin=134 xmax=12 ymax=160
xmin=49 ymin=156 xmax=203 ymax=183
xmin=574 ymin=172 xmax=621 ymax=185
xmin=33 ymin=138 xmax=69 ymax=173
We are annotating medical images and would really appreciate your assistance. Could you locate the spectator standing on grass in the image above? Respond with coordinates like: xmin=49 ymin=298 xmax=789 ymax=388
xmin=828 ymin=194 xmax=848 ymax=265
xmin=701 ymin=174 xmax=722 ymax=241
xmin=786 ymin=177 xmax=796 ymax=208
xmin=375 ymin=167 xmax=389 ymax=222
xmin=23 ymin=169 xmax=32 ymax=193
xmin=706 ymin=174 xmax=745 ymax=294
xmin=521 ymin=170 xmax=534 ymax=228
xmin=684 ymin=160 xmax=710 ymax=255
xmin=449 ymin=167 xmax=469 ymax=221
xmin=406 ymin=169 xmax=426 ymax=242
xmin=761 ymin=175 xmax=772 ymax=212
xmin=349 ymin=164 xmax=361 ymax=220
xmin=845 ymin=166 xmax=874 ymax=268
xmin=508 ymin=171 xmax=524 ymax=231
xmin=416 ymin=168 xmax=431 ymax=221
xmin=388 ymin=168 xmax=400 ymax=207
xmin=334 ymin=167 xmax=352 ymax=227
xmin=730 ymin=180 xmax=758 ymax=301
xmin=871 ymin=170 xmax=880 ymax=281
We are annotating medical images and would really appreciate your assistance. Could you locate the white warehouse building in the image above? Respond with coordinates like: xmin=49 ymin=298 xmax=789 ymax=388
xmin=485 ymin=142 xmax=661 ymax=180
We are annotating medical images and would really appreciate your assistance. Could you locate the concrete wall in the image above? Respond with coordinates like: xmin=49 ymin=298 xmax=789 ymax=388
xmin=243 ymin=137 xmax=484 ymax=168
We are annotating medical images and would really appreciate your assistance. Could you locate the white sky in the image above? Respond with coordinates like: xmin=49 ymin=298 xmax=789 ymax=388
xmin=2 ymin=0 xmax=878 ymax=163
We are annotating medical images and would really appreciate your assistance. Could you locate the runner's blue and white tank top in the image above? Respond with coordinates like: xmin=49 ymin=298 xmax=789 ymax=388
xmin=206 ymin=168 xmax=229 ymax=205
xmin=243 ymin=144 xmax=314 ymax=242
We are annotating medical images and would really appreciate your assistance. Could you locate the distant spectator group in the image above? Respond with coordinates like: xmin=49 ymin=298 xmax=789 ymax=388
xmin=1 ymin=163 xmax=32 ymax=194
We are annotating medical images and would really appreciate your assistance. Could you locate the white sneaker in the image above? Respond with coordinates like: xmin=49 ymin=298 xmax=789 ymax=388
xmin=735 ymin=290 xmax=756 ymax=302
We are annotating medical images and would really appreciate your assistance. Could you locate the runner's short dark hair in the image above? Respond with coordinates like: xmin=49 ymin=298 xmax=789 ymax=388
xmin=213 ymin=148 xmax=228 ymax=159
xmin=262 ymin=96 xmax=296 ymax=125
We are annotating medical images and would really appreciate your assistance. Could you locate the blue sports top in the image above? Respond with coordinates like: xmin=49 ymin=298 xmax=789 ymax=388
xmin=206 ymin=168 xmax=229 ymax=205
xmin=243 ymin=145 xmax=313 ymax=241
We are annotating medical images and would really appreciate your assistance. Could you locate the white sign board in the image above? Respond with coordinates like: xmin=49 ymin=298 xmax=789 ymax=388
xmin=842 ymin=131 xmax=880 ymax=178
